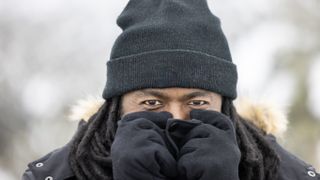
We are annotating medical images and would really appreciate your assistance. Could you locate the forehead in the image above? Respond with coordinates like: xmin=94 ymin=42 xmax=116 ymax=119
xmin=123 ymin=87 xmax=221 ymax=100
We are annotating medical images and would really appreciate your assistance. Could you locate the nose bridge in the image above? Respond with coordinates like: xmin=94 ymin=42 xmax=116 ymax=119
xmin=166 ymin=102 xmax=189 ymax=120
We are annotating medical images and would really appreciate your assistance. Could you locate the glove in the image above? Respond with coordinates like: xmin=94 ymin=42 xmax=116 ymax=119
xmin=111 ymin=111 xmax=178 ymax=180
xmin=166 ymin=109 xmax=241 ymax=180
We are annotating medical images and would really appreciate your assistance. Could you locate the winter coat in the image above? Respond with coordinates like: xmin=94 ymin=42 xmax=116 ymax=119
xmin=22 ymin=98 xmax=320 ymax=180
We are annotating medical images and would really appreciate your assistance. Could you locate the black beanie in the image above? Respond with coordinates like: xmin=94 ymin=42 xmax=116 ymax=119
xmin=102 ymin=0 xmax=238 ymax=99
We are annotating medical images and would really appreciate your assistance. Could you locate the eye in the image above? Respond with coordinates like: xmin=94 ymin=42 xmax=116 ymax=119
xmin=141 ymin=100 xmax=163 ymax=109
xmin=188 ymin=100 xmax=209 ymax=106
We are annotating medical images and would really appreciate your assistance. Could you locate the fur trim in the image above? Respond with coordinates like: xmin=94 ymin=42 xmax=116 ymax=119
xmin=68 ymin=96 xmax=104 ymax=122
xmin=235 ymin=97 xmax=288 ymax=138
xmin=68 ymin=96 xmax=289 ymax=137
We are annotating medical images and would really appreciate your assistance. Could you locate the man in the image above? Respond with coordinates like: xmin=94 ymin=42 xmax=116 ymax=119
xmin=22 ymin=0 xmax=319 ymax=179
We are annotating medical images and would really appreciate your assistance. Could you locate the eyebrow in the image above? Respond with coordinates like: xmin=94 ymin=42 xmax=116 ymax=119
xmin=136 ymin=89 xmax=212 ymax=101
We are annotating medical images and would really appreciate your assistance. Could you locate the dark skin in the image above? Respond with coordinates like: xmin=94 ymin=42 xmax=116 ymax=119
xmin=120 ymin=87 xmax=222 ymax=120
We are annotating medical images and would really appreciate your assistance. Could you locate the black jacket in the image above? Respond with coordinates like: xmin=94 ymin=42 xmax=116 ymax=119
xmin=21 ymin=125 xmax=320 ymax=180
xmin=21 ymin=99 xmax=320 ymax=180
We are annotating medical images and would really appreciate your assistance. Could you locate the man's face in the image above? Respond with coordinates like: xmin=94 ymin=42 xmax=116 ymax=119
xmin=120 ymin=87 xmax=222 ymax=120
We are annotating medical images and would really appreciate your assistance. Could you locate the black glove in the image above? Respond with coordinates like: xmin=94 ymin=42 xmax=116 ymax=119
xmin=166 ymin=109 xmax=241 ymax=180
xmin=111 ymin=111 xmax=178 ymax=180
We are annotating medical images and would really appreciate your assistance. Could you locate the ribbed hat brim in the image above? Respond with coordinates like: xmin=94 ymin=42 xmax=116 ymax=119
xmin=103 ymin=49 xmax=237 ymax=99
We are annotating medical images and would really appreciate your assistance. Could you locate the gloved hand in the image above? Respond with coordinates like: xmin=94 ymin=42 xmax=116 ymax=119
xmin=111 ymin=111 xmax=178 ymax=180
xmin=166 ymin=109 xmax=241 ymax=180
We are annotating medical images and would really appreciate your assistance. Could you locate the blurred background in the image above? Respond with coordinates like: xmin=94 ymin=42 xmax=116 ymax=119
xmin=0 ymin=0 xmax=319 ymax=179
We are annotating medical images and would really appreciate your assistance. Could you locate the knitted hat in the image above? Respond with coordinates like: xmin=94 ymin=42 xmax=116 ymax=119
xmin=102 ymin=0 xmax=238 ymax=99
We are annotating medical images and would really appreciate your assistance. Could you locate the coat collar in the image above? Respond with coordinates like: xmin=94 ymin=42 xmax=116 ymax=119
xmin=27 ymin=139 xmax=75 ymax=180
xmin=68 ymin=96 xmax=289 ymax=138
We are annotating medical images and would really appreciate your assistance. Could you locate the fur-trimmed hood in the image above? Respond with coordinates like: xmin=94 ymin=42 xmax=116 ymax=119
xmin=24 ymin=97 xmax=320 ymax=180
xmin=68 ymin=96 xmax=288 ymax=138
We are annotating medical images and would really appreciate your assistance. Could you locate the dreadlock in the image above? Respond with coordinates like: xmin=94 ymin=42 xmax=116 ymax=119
xmin=69 ymin=97 xmax=121 ymax=180
xmin=221 ymin=97 xmax=280 ymax=180
xmin=69 ymin=96 xmax=280 ymax=180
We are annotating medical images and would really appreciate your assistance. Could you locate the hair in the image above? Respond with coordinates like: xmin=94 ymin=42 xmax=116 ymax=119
xmin=69 ymin=96 xmax=280 ymax=180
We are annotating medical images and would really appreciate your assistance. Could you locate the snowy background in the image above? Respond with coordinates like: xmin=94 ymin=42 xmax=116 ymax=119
xmin=0 ymin=0 xmax=319 ymax=179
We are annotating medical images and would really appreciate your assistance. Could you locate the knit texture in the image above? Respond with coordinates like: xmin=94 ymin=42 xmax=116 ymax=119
xmin=103 ymin=0 xmax=238 ymax=99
